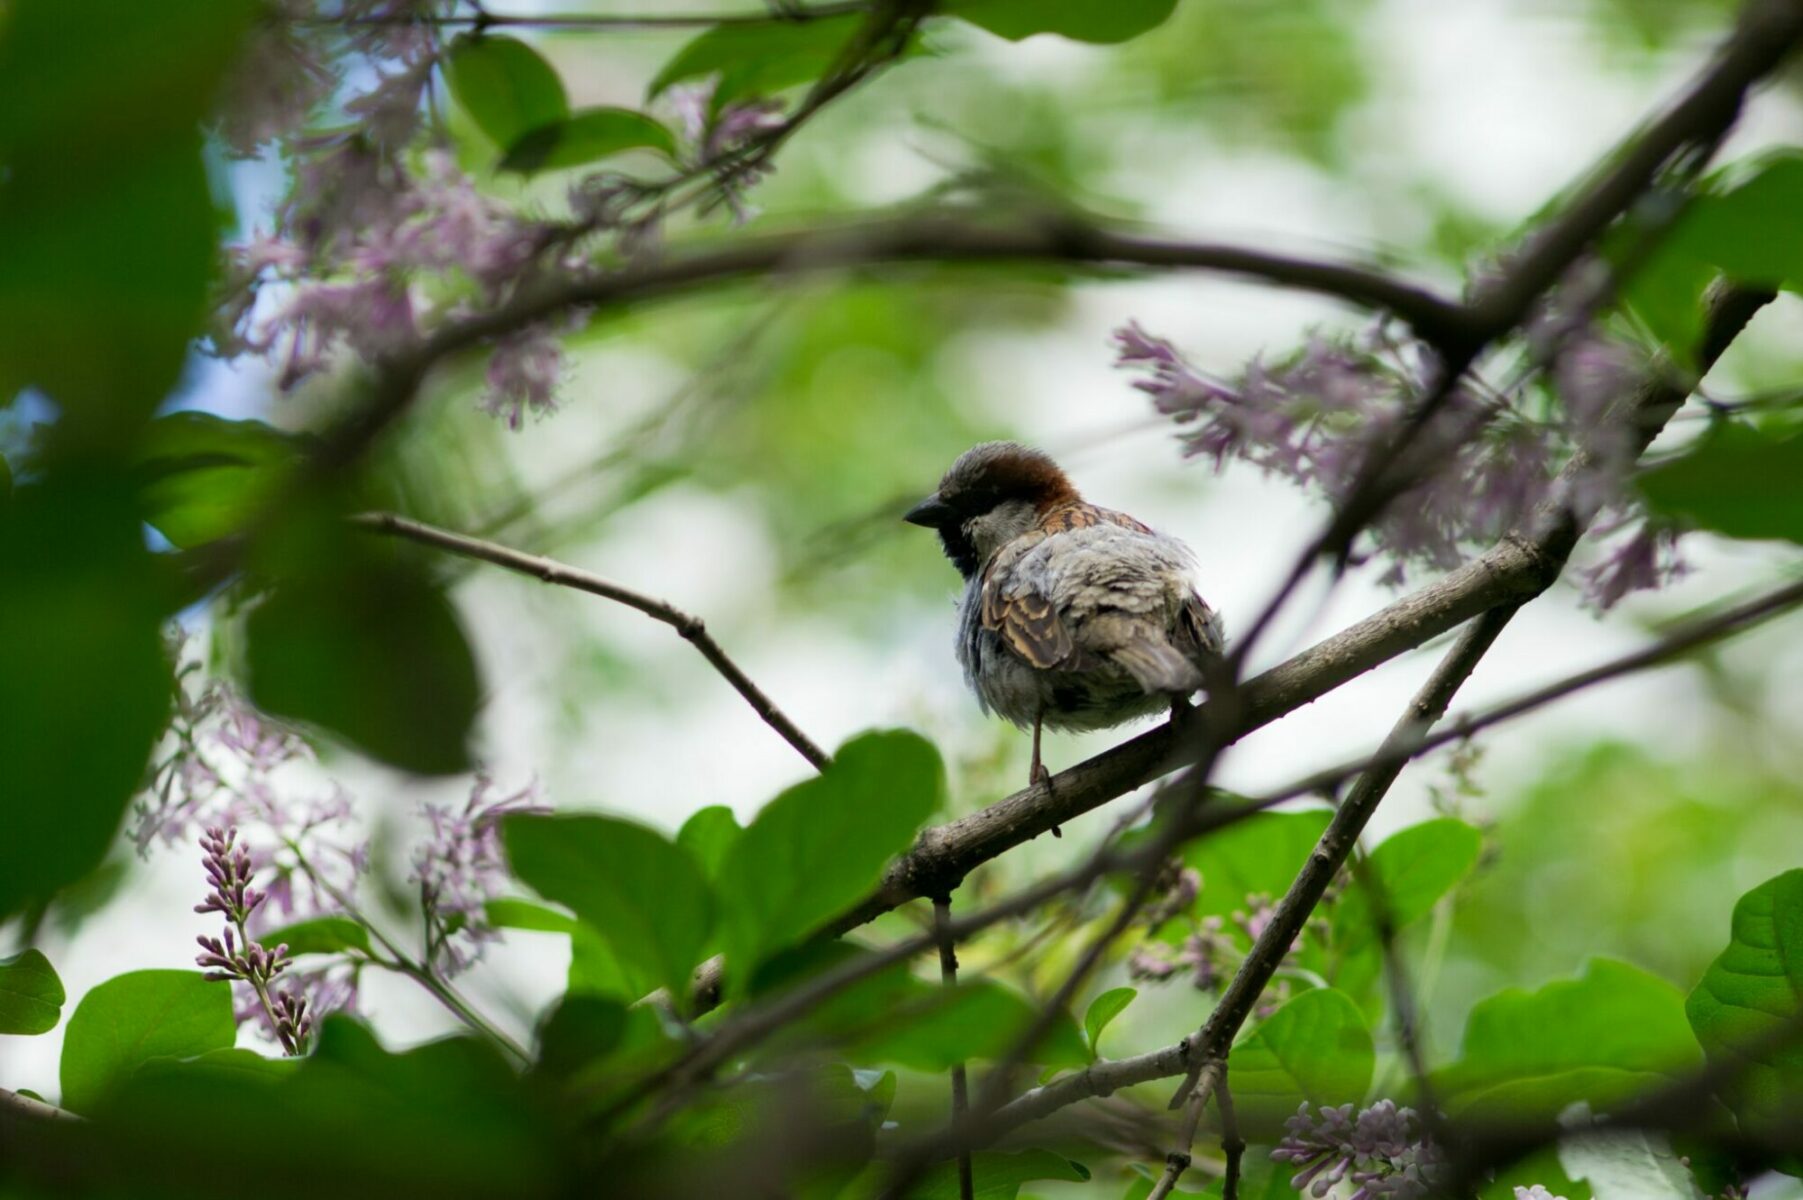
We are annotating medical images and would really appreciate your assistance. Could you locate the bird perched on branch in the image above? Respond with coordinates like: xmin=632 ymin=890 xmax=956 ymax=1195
xmin=906 ymin=441 xmax=1224 ymax=792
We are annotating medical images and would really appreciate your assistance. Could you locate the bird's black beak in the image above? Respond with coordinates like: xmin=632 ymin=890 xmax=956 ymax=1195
xmin=904 ymin=493 xmax=956 ymax=528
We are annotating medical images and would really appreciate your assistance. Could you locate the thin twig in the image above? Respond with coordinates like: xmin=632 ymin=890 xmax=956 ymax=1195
xmin=1218 ymin=1070 xmax=1245 ymax=1200
xmin=1146 ymin=1060 xmax=1222 ymax=1200
xmin=352 ymin=511 xmax=830 ymax=771
xmin=932 ymin=895 xmax=974 ymax=1200
xmin=0 ymin=1089 xmax=80 ymax=1124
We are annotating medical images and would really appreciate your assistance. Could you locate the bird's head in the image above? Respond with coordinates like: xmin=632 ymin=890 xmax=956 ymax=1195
xmin=904 ymin=442 xmax=1080 ymax=578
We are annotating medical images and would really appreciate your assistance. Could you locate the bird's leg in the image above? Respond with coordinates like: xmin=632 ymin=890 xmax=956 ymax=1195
xmin=1031 ymin=713 xmax=1061 ymax=837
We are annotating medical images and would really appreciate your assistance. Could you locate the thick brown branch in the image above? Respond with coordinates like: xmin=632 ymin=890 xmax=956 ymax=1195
xmin=351 ymin=511 xmax=830 ymax=771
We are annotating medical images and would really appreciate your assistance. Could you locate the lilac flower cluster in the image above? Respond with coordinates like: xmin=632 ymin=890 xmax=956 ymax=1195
xmin=1514 ymin=1187 xmax=1568 ymax=1200
xmin=412 ymin=773 xmax=551 ymax=975
xmin=136 ymin=668 xmax=368 ymax=932
xmin=669 ymin=80 xmax=789 ymax=223
xmin=1272 ymin=1100 xmax=1446 ymax=1200
xmin=193 ymin=827 xmax=310 ymax=1054
xmin=1116 ymin=321 xmax=1677 ymax=608
xmin=1127 ymin=877 xmax=1310 ymax=1017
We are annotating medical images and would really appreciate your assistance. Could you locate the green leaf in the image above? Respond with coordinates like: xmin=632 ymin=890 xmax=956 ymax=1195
xmin=0 ymin=475 xmax=169 ymax=918
xmin=0 ymin=948 xmax=65 ymax=1035
xmin=1437 ymin=958 xmax=1704 ymax=1120
xmin=99 ymin=1016 xmax=559 ymax=1190
xmin=445 ymin=33 xmax=569 ymax=149
xmin=246 ymin=547 xmax=481 ymax=775
xmin=1339 ymin=818 xmax=1484 ymax=943
xmin=136 ymin=412 xmax=300 ymax=549
xmin=503 ymin=813 xmax=713 ymax=1002
xmin=134 ymin=1046 xmax=298 ymax=1086
xmin=904 ymin=1150 xmax=1089 ymax=1200
xmin=677 ymin=805 xmax=744 ymax=881
xmin=1228 ymin=987 xmax=1375 ymax=1137
xmin=534 ymin=993 xmax=629 ymax=1078
xmin=1686 ymin=869 xmax=1803 ymax=1129
xmin=1639 ymin=423 xmax=1803 ymax=545
xmin=716 ymin=730 xmax=943 ymax=988
xmin=944 ymin=0 xmax=1177 ymax=44
xmin=851 ymin=979 xmax=1088 ymax=1071
xmin=59 ymin=969 xmax=236 ymax=1113
xmin=0 ymin=0 xmax=254 ymax=427
xmin=1663 ymin=154 xmax=1803 ymax=292
xmin=485 ymin=897 xmax=580 ymax=934
xmin=1184 ymin=809 xmax=1332 ymax=922
xmin=1082 ymin=986 xmax=1136 ymax=1058
xmin=259 ymin=915 xmax=372 ymax=957
xmin=501 ymin=106 xmax=677 ymax=173
xmin=648 ymin=14 xmax=868 ymax=103
xmin=1560 ymin=1130 xmax=1701 ymax=1200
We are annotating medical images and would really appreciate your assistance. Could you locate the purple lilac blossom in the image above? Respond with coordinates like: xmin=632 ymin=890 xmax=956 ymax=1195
xmin=1271 ymin=1100 xmax=1446 ymax=1200
xmin=194 ymin=826 xmax=313 ymax=1054
xmin=412 ymin=774 xmax=552 ymax=975
xmin=1514 ymin=1188 xmax=1569 ymax=1200
xmin=481 ymin=328 xmax=566 ymax=430
xmin=1119 ymin=320 xmax=1675 ymax=605
xmin=667 ymin=78 xmax=788 ymax=223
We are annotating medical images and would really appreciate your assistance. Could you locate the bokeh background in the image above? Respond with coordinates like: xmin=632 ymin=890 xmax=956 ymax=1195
xmin=6 ymin=1 xmax=1803 ymax=1174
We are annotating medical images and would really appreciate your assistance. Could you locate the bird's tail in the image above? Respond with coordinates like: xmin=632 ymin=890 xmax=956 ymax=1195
xmin=1109 ymin=636 xmax=1204 ymax=695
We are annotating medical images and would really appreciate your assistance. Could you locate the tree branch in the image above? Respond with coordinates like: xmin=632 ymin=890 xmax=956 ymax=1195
xmin=985 ymin=570 xmax=1803 ymax=1134
xmin=803 ymin=285 xmax=1774 ymax=941
xmin=932 ymin=895 xmax=974 ymax=1200
xmin=1146 ymin=1060 xmax=1224 ymax=1200
xmin=351 ymin=511 xmax=830 ymax=771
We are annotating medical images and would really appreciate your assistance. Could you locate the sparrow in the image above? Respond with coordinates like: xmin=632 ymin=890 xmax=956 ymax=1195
xmin=906 ymin=441 xmax=1225 ymax=791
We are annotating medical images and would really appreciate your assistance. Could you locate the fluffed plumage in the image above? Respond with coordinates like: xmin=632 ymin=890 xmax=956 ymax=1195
xmin=907 ymin=442 xmax=1224 ymax=786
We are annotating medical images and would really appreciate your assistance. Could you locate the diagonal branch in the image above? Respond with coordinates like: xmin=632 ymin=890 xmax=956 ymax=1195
xmin=350 ymin=511 xmax=830 ymax=770
xmin=806 ymin=285 xmax=1774 ymax=941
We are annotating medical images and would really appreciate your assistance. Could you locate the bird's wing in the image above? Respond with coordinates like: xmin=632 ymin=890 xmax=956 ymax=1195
xmin=1175 ymin=589 xmax=1226 ymax=663
xmin=980 ymin=555 xmax=1075 ymax=669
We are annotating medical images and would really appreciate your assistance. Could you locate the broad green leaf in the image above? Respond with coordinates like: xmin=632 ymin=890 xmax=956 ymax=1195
xmin=259 ymin=915 xmax=371 ymax=957
xmin=246 ymin=548 xmax=480 ymax=775
xmin=1083 ymin=986 xmax=1136 ymax=1058
xmin=59 ymin=970 xmax=236 ymax=1113
xmin=100 ymin=1015 xmax=559 ymax=1190
xmin=1437 ymin=959 xmax=1703 ymax=1120
xmin=715 ymin=730 xmax=944 ymax=989
xmin=0 ymin=0 xmax=253 ymax=428
xmin=1639 ymin=423 xmax=1803 ymax=545
xmin=501 ymin=106 xmax=677 ymax=173
xmin=570 ymin=921 xmax=636 ymax=999
xmin=0 ymin=948 xmax=65 ymax=1035
xmin=677 ymin=804 xmax=744 ymax=881
xmin=1184 ymin=809 xmax=1332 ymax=923
xmin=136 ymin=412 xmax=300 ymax=549
xmin=1339 ymin=818 xmax=1484 ymax=943
xmin=1478 ymin=1150 xmax=1594 ymax=1200
xmin=445 ymin=33 xmax=569 ymax=149
xmin=648 ymin=14 xmax=867 ymax=103
xmin=1662 ymin=155 xmax=1803 ymax=292
xmin=1560 ymin=1129 xmax=1701 ymax=1200
xmin=945 ymin=0 xmax=1177 ymax=43
xmin=1228 ymin=986 xmax=1374 ymax=1137
xmin=534 ymin=993 xmax=629 ymax=1078
xmin=0 ymin=476 xmax=169 ymax=918
xmin=901 ymin=1150 xmax=1089 ymax=1200
xmin=134 ymin=1046 xmax=298 ymax=1086
xmin=503 ymin=814 xmax=713 ymax=1003
xmin=485 ymin=897 xmax=580 ymax=934
xmin=1686 ymin=869 xmax=1803 ymax=1129
xmin=851 ymin=979 xmax=1088 ymax=1071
